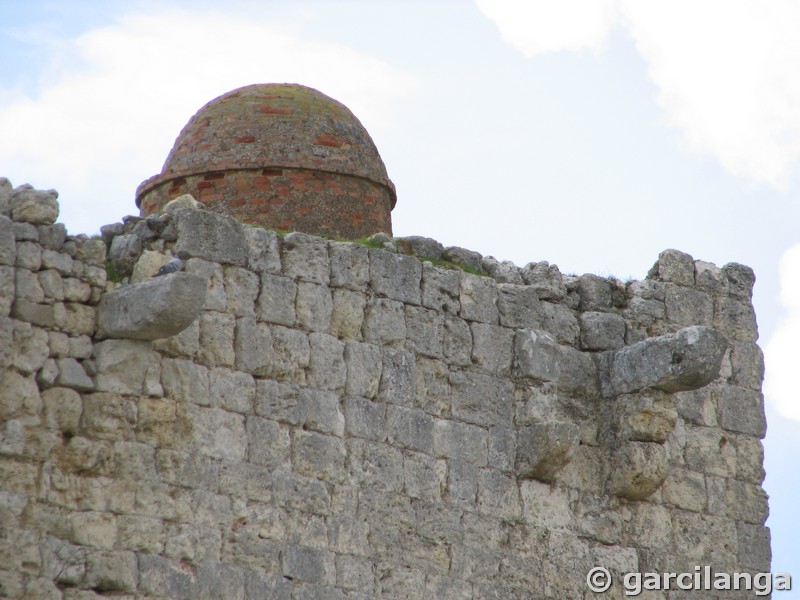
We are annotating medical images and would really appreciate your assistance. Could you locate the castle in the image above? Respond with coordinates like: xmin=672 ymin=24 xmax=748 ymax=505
xmin=0 ymin=84 xmax=770 ymax=598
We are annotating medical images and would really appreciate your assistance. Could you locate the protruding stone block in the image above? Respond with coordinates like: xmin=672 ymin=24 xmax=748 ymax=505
xmin=515 ymin=422 xmax=581 ymax=482
xmin=600 ymin=326 xmax=727 ymax=397
xmin=607 ymin=442 xmax=668 ymax=500
xmin=96 ymin=273 xmax=206 ymax=340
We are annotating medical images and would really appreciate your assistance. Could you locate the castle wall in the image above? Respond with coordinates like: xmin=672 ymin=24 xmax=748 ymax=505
xmin=0 ymin=178 xmax=770 ymax=599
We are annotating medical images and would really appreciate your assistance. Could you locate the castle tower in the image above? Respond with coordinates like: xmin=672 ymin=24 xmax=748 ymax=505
xmin=136 ymin=83 xmax=396 ymax=238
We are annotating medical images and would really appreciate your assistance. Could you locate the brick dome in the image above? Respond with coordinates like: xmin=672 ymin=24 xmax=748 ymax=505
xmin=136 ymin=84 xmax=396 ymax=238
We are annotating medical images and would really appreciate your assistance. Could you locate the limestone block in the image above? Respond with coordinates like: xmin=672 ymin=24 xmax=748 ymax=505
xmin=94 ymin=339 xmax=159 ymax=395
xmin=81 ymin=392 xmax=137 ymax=441
xmin=0 ymin=178 xmax=10 ymax=215
xmin=514 ymin=329 xmax=561 ymax=382
xmin=39 ymin=269 xmax=63 ymax=300
xmin=15 ymin=241 xmax=41 ymax=271
xmin=10 ymin=187 xmax=59 ymax=224
xmin=459 ymin=273 xmax=498 ymax=324
xmin=0 ymin=369 xmax=40 ymax=421
xmin=496 ymin=283 xmax=541 ymax=329
xmin=647 ymin=248 xmax=695 ymax=285
xmin=307 ymin=332 xmax=346 ymax=391
xmin=184 ymin=404 xmax=246 ymax=461
xmin=395 ymin=235 xmax=444 ymax=260
xmin=62 ymin=278 xmax=91 ymax=303
xmin=223 ymin=265 xmax=259 ymax=317
xmin=162 ymin=193 xmax=201 ymax=214
xmin=723 ymin=262 xmax=756 ymax=300
xmin=539 ymin=301 xmax=580 ymax=345
xmin=477 ymin=469 xmax=522 ymax=519
xmin=450 ymin=371 xmax=513 ymax=427
xmin=348 ymin=439 xmax=404 ymax=493
xmin=96 ymin=272 xmax=206 ymax=340
xmin=84 ymin=550 xmax=138 ymax=592
xmin=281 ymin=543 xmax=336 ymax=585
xmin=41 ymin=249 xmax=72 ymax=274
xmin=330 ymin=288 xmax=366 ymax=340
xmin=716 ymin=385 xmax=766 ymax=438
xmin=369 ymin=248 xmax=422 ymax=305
xmin=130 ymin=250 xmax=171 ymax=282
xmin=13 ymin=221 xmax=38 ymax=241
xmin=153 ymin=319 xmax=199 ymax=358
xmin=197 ymin=311 xmax=235 ymax=367
xmin=737 ymin=523 xmax=771 ymax=572
xmin=244 ymin=225 xmax=281 ymax=274
xmin=73 ymin=236 xmax=105 ymax=264
xmin=257 ymin=273 xmax=296 ymax=326
xmin=404 ymin=304 xmax=443 ymax=359
xmin=714 ymin=296 xmax=758 ymax=342
xmin=664 ymin=284 xmax=713 ymax=326
xmin=662 ymin=470 xmax=707 ymax=512
xmin=266 ymin=325 xmax=310 ymax=383
xmin=520 ymin=261 xmax=567 ymax=301
xmin=600 ymin=325 xmax=728 ymax=397
xmin=296 ymin=281 xmax=333 ymax=332
xmin=42 ymin=387 xmax=82 ymax=434
xmin=161 ymin=358 xmax=210 ymax=405
xmin=579 ymin=311 xmax=626 ymax=350
xmin=442 ymin=316 xmax=472 ymax=366
xmin=108 ymin=234 xmax=142 ymax=276
xmin=415 ymin=357 xmax=451 ymax=416
xmin=329 ymin=241 xmax=369 ymax=291
xmin=576 ymin=274 xmax=613 ymax=311
xmin=180 ymin=259 xmax=224 ymax=313
xmin=209 ymin=368 xmax=254 ymax=414
xmin=607 ymin=442 xmax=668 ymax=500
xmin=344 ymin=395 xmax=387 ymax=440
xmin=614 ymin=392 xmax=677 ymax=443
xmin=386 ymin=405 xmax=434 ymax=452
xmin=12 ymin=320 xmax=49 ymax=375
xmin=378 ymin=348 xmax=416 ymax=406
xmin=297 ymin=388 xmax=345 ymax=437
xmin=515 ymin=422 xmax=581 ymax=482
xmin=433 ymin=419 xmax=488 ymax=466
xmin=446 ymin=459 xmax=479 ymax=508
xmin=421 ymin=262 xmax=460 ymax=314
xmin=0 ymin=266 xmax=14 ymax=316
xmin=442 ymin=245 xmax=483 ymax=272
xmin=55 ymin=357 xmax=94 ymax=391
xmin=404 ymin=454 xmax=447 ymax=503
xmin=471 ymin=322 xmax=514 ymax=374
xmin=173 ymin=208 xmax=247 ymax=266
xmin=15 ymin=268 xmax=44 ymax=302
xmin=344 ymin=340 xmax=382 ymax=399
xmin=61 ymin=302 xmax=96 ymax=336
xmin=282 ymin=232 xmax=329 ymax=284
xmin=292 ymin=429 xmax=346 ymax=485
xmin=362 ymin=297 xmax=406 ymax=346
xmin=482 ymin=256 xmax=523 ymax=284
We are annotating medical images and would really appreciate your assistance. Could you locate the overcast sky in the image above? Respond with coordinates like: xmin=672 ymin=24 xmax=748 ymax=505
xmin=1 ymin=0 xmax=798 ymax=589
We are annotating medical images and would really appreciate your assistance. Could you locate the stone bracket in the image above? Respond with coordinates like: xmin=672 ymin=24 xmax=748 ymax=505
xmin=96 ymin=272 xmax=206 ymax=340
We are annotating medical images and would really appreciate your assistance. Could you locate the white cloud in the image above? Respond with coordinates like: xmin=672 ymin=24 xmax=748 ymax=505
xmin=764 ymin=243 xmax=800 ymax=422
xmin=475 ymin=0 xmax=800 ymax=189
xmin=474 ymin=0 xmax=618 ymax=57
xmin=0 ymin=8 xmax=417 ymax=234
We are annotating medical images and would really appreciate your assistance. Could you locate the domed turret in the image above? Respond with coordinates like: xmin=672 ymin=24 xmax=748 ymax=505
xmin=136 ymin=84 xmax=396 ymax=238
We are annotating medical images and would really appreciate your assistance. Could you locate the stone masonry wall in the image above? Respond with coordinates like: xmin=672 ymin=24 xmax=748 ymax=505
xmin=0 ymin=177 xmax=769 ymax=599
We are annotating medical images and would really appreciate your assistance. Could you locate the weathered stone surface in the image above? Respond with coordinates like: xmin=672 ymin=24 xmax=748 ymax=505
xmin=470 ymin=322 xmax=513 ymax=374
xmin=459 ymin=273 xmax=497 ymax=324
xmin=496 ymin=283 xmax=541 ymax=329
xmin=108 ymin=234 xmax=142 ymax=276
xmin=244 ymin=225 xmax=281 ymax=274
xmin=607 ymin=442 xmax=668 ymax=500
xmin=369 ymin=248 xmax=422 ymax=305
xmin=130 ymin=250 xmax=171 ymax=282
xmin=421 ymin=262 xmax=460 ymax=314
xmin=173 ymin=208 xmax=248 ymax=266
xmin=94 ymin=339 xmax=160 ymax=396
xmin=614 ymin=392 xmax=677 ymax=443
xmin=257 ymin=273 xmax=296 ymax=326
xmin=520 ymin=261 xmax=566 ymax=300
xmin=442 ymin=246 xmax=483 ymax=272
xmin=516 ymin=422 xmax=581 ymax=481
xmin=10 ymin=187 xmax=59 ymax=224
xmin=647 ymin=248 xmax=695 ymax=285
xmin=394 ymin=236 xmax=444 ymax=260
xmin=97 ymin=273 xmax=206 ymax=340
xmin=579 ymin=311 xmax=626 ymax=350
xmin=162 ymin=193 xmax=201 ymax=214
xmin=282 ymin=232 xmax=329 ymax=284
xmin=716 ymin=385 xmax=767 ymax=438
xmin=600 ymin=326 xmax=728 ymax=397
xmin=514 ymin=329 xmax=561 ymax=382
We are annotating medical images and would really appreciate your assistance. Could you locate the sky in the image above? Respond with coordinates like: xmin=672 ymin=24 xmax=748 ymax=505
xmin=1 ymin=0 xmax=798 ymax=590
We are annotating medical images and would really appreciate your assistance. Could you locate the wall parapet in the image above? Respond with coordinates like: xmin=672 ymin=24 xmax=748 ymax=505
xmin=0 ymin=177 xmax=769 ymax=599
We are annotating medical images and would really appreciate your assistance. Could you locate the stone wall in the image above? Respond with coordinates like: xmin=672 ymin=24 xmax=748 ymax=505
xmin=0 ymin=177 xmax=769 ymax=599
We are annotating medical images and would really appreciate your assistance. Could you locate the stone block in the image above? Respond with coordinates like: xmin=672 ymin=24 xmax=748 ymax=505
xmin=198 ymin=310 xmax=235 ymax=367
xmin=0 ymin=266 xmax=13 ymax=316
xmin=433 ymin=419 xmax=488 ymax=466
xmin=716 ymin=385 xmax=766 ymax=438
xmin=378 ymin=348 xmax=416 ymax=406
xmin=477 ymin=468 xmax=522 ymax=520
xmin=369 ymin=248 xmax=422 ymax=304
xmin=664 ymin=284 xmax=713 ymax=326
xmin=209 ymin=367 xmax=254 ymax=413
xmin=385 ymin=405 xmax=433 ymax=452
xmin=344 ymin=395 xmax=387 ymax=441
xmin=576 ymin=274 xmax=613 ymax=311
xmin=404 ymin=304 xmax=443 ymax=358
xmin=714 ymin=296 xmax=758 ymax=342
xmin=737 ymin=523 xmax=771 ymax=572
xmin=96 ymin=273 xmax=206 ymax=340
xmin=446 ymin=459 xmax=479 ymax=508
xmin=41 ymin=249 xmax=72 ymax=274
xmin=42 ymin=387 xmax=82 ymax=434
xmin=292 ymin=429 xmax=346 ymax=484
xmin=415 ymin=357 xmax=451 ymax=416
xmin=459 ymin=273 xmax=498 ymax=324
xmin=482 ymin=256 xmax=523 ymax=284
xmin=450 ymin=371 xmax=513 ymax=427
xmin=61 ymin=302 xmax=96 ymax=335
xmin=84 ymin=550 xmax=138 ymax=592
xmin=153 ymin=319 xmax=199 ymax=358
xmin=330 ymin=288 xmax=366 ymax=339
xmin=173 ymin=208 xmax=248 ymax=266
xmin=723 ymin=262 xmax=756 ymax=300
xmin=281 ymin=543 xmax=336 ymax=585
xmin=647 ymin=248 xmax=695 ymax=285
xmin=108 ymin=234 xmax=142 ymax=276
xmin=185 ymin=258 xmax=226 ymax=311
xmin=246 ymin=416 xmax=290 ymax=469
xmin=307 ymin=332 xmax=346 ymax=391
xmin=10 ymin=187 xmax=59 ymax=224
xmin=442 ymin=315 xmax=472 ymax=366
xmin=296 ymin=281 xmax=333 ymax=332
xmin=600 ymin=326 xmax=728 ymax=397
xmin=15 ymin=268 xmax=44 ymax=302
xmin=298 ymin=387 xmax=345 ymax=436
xmin=471 ymin=322 xmax=514 ymax=374
xmin=496 ymin=283 xmax=541 ymax=329
xmin=282 ymin=232 xmax=329 ymax=284
xmin=344 ymin=340 xmax=382 ymax=399
xmin=161 ymin=358 xmax=210 ymax=405
xmin=362 ymin=297 xmax=406 ymax=346
xmin=183 ymin=404 xmax=246 ymax=461
xmin=55 ymin=357 xmax=94 ymax=391
xmin=395 ymin=235 xmax=444 ymax=260
xmin=130 ymin=250 xmax=170 ymax=282
xmin=514 ymin=329 xmax=561 ymax=382
xmin=579 ymin=311 xmax=626 ymax=350
xmin=421 ymin=262 xmax=460 ymax=314
xmin=607 ymin=442 xmax=668 ymax=500
xmin=254 ymin=380 xmax=302 ymax=424
xmin=520 ymin=261 xmax=567 ymax=300
xmin=443 ymin=245 xmax=483 ymax=272
xmin=81 ymin=393 xmax=136 ymax=441
xmin=257 ymin=273 xmax=296 ymax=326
xmin=15 ymin=241 xmax=41 ymax=271
xmin=244 ymin=225 xmax=281 ymax=274
xmin=515 ymin=422 xmax=581 ymax=481
xmin=0 ymin=215 xmax=15 ymax=266
xmin=223 ymin=265 xmax=259 ymax=316
xmin=348 ymin=439 xmax=404 ymax=492
xmin=662 ymin=470 xmax=707 ymax=512
xmin=614 ymin=392 xmax=677 ymax=443
xmin=94 ymin=339 xmax=159 ymax=395
xmin=329 ymin=241 xmax=369 ymax=290
xmin=12 ymin=320 xmax=49 ymax=375
xmin=38 ymin=270 xmax=63 ymax=301
xmin=539 ymin=301 xmax=580 ymax=345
